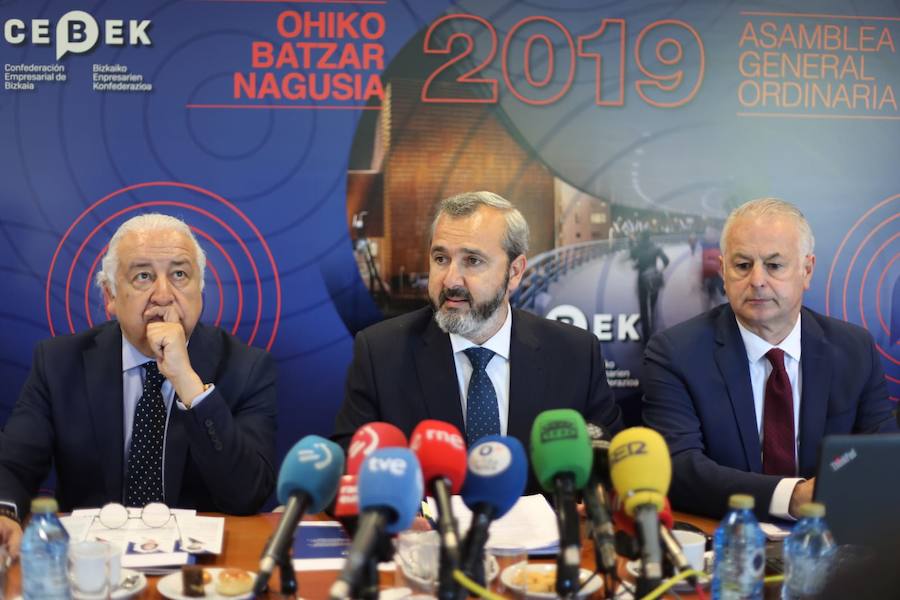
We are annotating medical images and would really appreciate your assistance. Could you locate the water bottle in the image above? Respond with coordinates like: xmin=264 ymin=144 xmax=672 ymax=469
xmin=781 ymin=502 xmax=836 ymax=599
xmin=20 ymin=497 xmax=71 ymax=600
xmin=712 ymin=494 xmax=765 ymax=600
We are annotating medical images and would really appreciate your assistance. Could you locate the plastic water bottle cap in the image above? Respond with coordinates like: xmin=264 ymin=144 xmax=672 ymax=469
xmin=727 ymin=494 xmax=754 ymax=510
xmin=30 ymin=497 xmax=59 ymax=513
xmin=797 ymin=502 xmax=825 ymax=518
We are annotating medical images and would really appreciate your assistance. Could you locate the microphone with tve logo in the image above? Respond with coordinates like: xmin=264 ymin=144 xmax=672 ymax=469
xmin=328 ymin=448 xmax=423 ymax=600
xmin=609 ymin=427 xmax=672 ymax=598
xmin=530 ymin=409 xmax=593 ymax=599
xmin=254 ymin=436 xmax=344 ymax=596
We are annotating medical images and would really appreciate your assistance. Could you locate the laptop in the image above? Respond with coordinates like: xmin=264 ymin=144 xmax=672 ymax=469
xmin=813 ymin=433 xmax=900 ymax=553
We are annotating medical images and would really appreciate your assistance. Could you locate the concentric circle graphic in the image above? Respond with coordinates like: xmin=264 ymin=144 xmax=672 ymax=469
xmin=45 ymin=182 xmax=281 ymax=351
xmin=825 ymin=194 xmax=899 ymax=395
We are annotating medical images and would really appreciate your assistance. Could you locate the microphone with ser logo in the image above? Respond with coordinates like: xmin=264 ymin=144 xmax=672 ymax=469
xmin=608 ymin=427 xmax=672 ymax=598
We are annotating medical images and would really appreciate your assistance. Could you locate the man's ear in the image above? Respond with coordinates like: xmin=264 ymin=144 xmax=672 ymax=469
xmin=507 ymin=254 xmax=527 ymax=292
xmin=102 ymin=284 xmax=117 ymax=317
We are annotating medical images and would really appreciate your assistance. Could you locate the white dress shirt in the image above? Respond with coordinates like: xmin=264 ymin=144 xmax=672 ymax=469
xmin=121 ymin=336 xmax=214 ymax=492
xmin=449 ymin=306 xmax=512 ymax=435
xmin=735 ymin=316 xmax=804 ymax=519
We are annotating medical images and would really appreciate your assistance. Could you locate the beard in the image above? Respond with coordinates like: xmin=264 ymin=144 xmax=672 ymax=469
xmin=431 ymin=272 xmax=509 ymax=340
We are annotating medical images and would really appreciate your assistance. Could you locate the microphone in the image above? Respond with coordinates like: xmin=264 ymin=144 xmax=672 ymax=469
xmin=254 ymin=435 xmax=345 ymax=595
xmin=612 ymin=495 xmax=674 ymax=556
xmin=458 ymin=435 xmax=528 ymax=588
xmin=659 ymin=524 xmax=698 ymax=587
xmin=530 ymin=409 xmax=593 ymax=599
xmin=613 ymin=497 xmax=697 ymax=586
xmin=583 ymin=423 xmax=617 ymax=576
xmin=347 ymin=422 xmax=409 ymax=475
xmin=609 ymin=427 xmax=672 ymax=597
xmin=409 ymin=420 xmax=468 ymax=600
xmin=328 ymin=448 xmax=424 ymax=600
xmin=335 ymin=423 xmax=408 ymax=521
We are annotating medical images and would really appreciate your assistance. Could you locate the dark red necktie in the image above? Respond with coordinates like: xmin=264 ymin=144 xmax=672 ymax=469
xmin=762 ymin=348 xmax=796 ymax=476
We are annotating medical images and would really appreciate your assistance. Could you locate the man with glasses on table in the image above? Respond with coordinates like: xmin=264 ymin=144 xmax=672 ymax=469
xmin=0 ymin=213 xmax=278 ymax=557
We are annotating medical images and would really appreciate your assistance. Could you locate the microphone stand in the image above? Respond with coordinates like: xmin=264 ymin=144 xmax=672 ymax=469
xmin=553 ymin=474 xmax=580 ymax=600
xmin=431 ymin=478 xmax=461 ymax=600
xmin=352 ymin=555 xmax=379 ymax=600
xmin=352 ymin=533 xmax=394 ymax=600
xmin=278 ymin=549 xmax=298 ymax=597
xmin=253 ymin=534 xmax=298 ymax=597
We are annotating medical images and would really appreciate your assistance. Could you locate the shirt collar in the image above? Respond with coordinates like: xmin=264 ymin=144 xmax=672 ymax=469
xmin=735 ymin=314 xmax=802 ymax=363
xmin=121 ymin=334 xmax=157 ymax=372
xmin=449 ymin=304 xmax=512 ymax=361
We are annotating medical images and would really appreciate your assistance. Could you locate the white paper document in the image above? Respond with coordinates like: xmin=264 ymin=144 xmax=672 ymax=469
xmin=62 ymin=507 xmax=224 ymax=571
xmin=432 ymin=493 xmax=560 ymax=553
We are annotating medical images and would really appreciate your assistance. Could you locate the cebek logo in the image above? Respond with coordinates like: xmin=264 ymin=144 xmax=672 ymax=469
xmin=3 ymin=10 xmax=152 ymax=60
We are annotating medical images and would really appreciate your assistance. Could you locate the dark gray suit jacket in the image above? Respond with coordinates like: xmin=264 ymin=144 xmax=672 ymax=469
xmin=0 ymin=321 xmax=278 ymax=517
xmin=333 ymin=306 xmax=622 ymax=483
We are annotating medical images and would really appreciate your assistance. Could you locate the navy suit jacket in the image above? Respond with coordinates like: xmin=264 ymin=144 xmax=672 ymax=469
xmin=0 ymin=321 xmax=278 ymax=517
xmin=642 ymin=304 xmax=896 ymax=519
xmin=333 ymin=306 xmax=623 ymax=484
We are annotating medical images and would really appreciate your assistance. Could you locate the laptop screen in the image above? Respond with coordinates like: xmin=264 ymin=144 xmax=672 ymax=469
xmin=813 ymin=433 xmax=900 ymax=552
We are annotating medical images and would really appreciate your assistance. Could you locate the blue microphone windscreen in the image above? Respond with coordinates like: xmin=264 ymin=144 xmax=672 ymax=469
xmin=277 ymin=435 xmax=345 ymax=511
xmin=460 ymin=435 xmax=528 ymax=518
xmin=358 ymin=448 xmax=424 ymax=534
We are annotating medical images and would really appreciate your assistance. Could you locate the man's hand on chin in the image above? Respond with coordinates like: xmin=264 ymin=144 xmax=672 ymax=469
xmin=788 ymin=477 xmax=816 ymax=518
xmin=146 ymin=307 xmax=204 ymax=406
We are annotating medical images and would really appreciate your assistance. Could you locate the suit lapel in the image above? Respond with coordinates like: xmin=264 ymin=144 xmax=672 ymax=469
xmin=83 ymin=323 xmax=125 ymax=503
xmin=414 ymin=315 xmax=466 ymax=432
xmin=164 ymin=323 xmax=219 ymax=506
xmin=507 ymin=310 xmax=544 ymax=443
xmin=713 ymin=307 xmax=763 ymax=472
xmin=798 ymin=310 xmax=829 ymax=476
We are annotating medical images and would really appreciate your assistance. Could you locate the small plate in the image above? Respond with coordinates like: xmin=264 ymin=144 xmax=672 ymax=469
xmin=157 ymin=567 xmax=256 ymax=600
xmin=71 ymin=568 xmax=147 ymax=599
xmin=397 ymin=554 xmax=499 ymax=589
xmin=624 ymin=550 xmax=713 ymax=591
xmin=500 ymin=563 xmax=602 ymax=599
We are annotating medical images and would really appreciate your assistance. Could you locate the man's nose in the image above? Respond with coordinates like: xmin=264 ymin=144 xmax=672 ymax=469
xmin=443 ymin=261 xmax=464 ymax=288
xmin=748 ymin=263 xmax=767 ymax=287
xmin=150 ymin=277 xmax=174 ymax=303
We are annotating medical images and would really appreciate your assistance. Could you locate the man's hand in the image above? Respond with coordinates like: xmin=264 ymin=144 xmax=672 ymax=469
xmin=146 ymin=307 xmax=204 ymax=405
xmin=788 ymin=477 xmax=816 ymax=518
xmin=0 ymin=516 xmax=23 ymax=559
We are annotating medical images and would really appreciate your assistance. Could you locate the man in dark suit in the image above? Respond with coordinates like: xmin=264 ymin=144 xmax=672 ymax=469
xmin=643 ymin=198 xmax=897 ymax=519
xmin=0 ymin=214 xmax=277 ymax=557
xmin=334 ymin=191 xmax=622 ymax=468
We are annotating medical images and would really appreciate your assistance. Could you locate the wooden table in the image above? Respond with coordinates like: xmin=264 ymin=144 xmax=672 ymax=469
xmin=4 ymin=512 xmax=720 ymax=599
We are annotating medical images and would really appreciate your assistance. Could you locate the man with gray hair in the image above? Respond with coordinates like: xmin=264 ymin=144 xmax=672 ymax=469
xmin=0 ymin=213 xmax=277 ymax=557
xmin=334 ymin=191 xmax=622 ymax=474
xmin=642 ymin=198 xmax=897 ymax=519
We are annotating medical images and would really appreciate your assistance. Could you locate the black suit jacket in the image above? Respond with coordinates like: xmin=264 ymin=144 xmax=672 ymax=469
xmin=642 ymin=304 xmax=897 ymax=519
xmin=0 ymin=321 xmax=278 ymax=517
xmin=334 ymin=307 xmax=622 ymax=480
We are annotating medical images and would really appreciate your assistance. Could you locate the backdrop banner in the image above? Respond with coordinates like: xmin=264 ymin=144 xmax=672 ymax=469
xmin=1 ymin=0 xmax=897 ymax=481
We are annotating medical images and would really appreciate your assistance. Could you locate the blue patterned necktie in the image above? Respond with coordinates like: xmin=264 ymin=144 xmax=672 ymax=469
xmin=126 ymin=361 xmax=167 ymax=506
xmin=463 ymin=347 xmax=501 ymax=447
